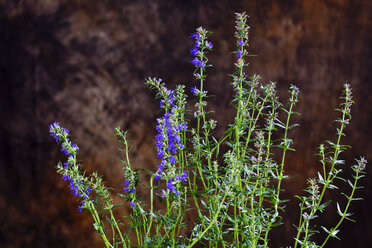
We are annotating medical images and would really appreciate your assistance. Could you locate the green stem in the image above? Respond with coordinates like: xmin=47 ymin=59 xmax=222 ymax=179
xmin=320 ymin=170 xmax=360 ymax=247
xmin=295 ymin=104 xmax=347 ymax=248
xmin=187 ymin=186 xmax=231 ymax=248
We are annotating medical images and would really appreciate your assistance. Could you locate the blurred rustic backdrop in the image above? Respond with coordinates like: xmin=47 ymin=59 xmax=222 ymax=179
xmin=0 ymin=0 xmax=371 ymax=247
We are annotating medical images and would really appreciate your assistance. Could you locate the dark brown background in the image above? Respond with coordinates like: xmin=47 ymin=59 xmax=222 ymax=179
xmin=0 ymin=0 xmax=371 ymax=247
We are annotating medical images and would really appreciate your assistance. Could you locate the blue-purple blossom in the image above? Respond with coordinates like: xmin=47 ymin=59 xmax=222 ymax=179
xmin=72 ymin=144 xmax=79 ymax=151
xmin=63 ymin=174 xmax=91 ymax=211
xmin=190 ymin=32 xmax=201 ymax=39
xmin=191 ymin=58 xmax=205 ymax=67
xmin=123 ymin=179 xmax=130 ymax=192
xmin=167 ymin=92 xmax=175 ymax=107
xmin=130 ymin=201 xmax=135 ymax=208
xmin=61 ymin=147 xmax=68 ymax=155
xmin=167 ymin=178 xmax=176 ymax=193
xmin=181 ymin=170 xmax=188 ymax=182
xmin=191 ymin=87 xmax=198 ymax=96
xmin=190 ymin=29 xmax=211 ymax=68
xmin=154 ymin=174 xmax=161 ymax=181
xmin=158 ymin=160 xmax=165 ymax=172
xmin=190 ymin=47 xmax=198 ymax=56
xmin=169 ymin=155 xmax=176 ymax=165
xmin=49 ymin=123 xmax=91 ymax=211
xmin=176 ymin=171 xmax=188 ymax=183
xmin=239 ymin=39 xmax=244 ymax=45
xmin=152 ymin=83 xmax=190 ymax=197
xmin=191 ymin=57 xmax=199 ymax=66
xmin=49 ymin=122 xmax=60 ymax=142
xmin=237 ymin=49 xmax=242 ymax=58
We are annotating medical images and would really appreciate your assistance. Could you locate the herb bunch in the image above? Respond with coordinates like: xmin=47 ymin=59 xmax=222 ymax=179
xmin=49 ymin=12 xmax=367 ymax=248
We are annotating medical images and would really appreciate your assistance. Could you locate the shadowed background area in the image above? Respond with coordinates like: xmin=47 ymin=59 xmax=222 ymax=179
xmin=0 ymin=0 xmax=371 ymax=247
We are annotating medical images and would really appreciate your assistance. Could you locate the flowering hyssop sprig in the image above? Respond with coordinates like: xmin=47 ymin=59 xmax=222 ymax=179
xmin=146 ymin=78 xmax=189 ymax=198
xmin=48 ymin=12 xmax=367 ymax=248
xmin=190 ymin=28 xmax=212 ymax=68
xmin=49 ymin=122 xmax=92 ymax=211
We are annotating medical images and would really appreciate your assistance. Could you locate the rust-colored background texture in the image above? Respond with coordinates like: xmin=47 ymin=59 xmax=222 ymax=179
xmin=1 ymin=0 xmax=371 ymax=247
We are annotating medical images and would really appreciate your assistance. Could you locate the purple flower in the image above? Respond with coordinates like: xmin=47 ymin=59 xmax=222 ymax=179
xmin=167 ymin=178 xmax=176 ymax=193
xmin=191 ymin=87 xmax=198 ymax=96
xmin=49 ymin=122 xmax=61 ymax=142
xmin=154 ymin=173 xmax=161 ymax=181
xmin=181 ymin=170 xmax=188 ymax=182
xmin=130 ymin=201 xmax=135 ymax=208
xmin=168 ymin=92 xmax=175 ymax=107
xmin=123 ymin=179 xmax=130 ymax=192
xmin=157 ymin=149 xmax=165 ymax=159
xmin=198 ymin=60 xmax=205 ymax=67
xmin=61 ymin=147 xmax=68 ymax=155
xmin=190 ymin=47 xmax=198 ymax=56
xmin=62 ymin=128 xmax=69 ymax=136
xmin=169 ymin=155 xmax=176 ymax=165
xmin=169 ymin=144 xmax=177 ymax=154
xmin=129 ymin=188 xmax=135 ymax=194
xmin=250 ymin=156 xmax=257 ymax=163
xmin=72 ymin=144 xmax=79 ymax=151
xmin=158 ymin=160 xmax=165 ymax=172
xmin=207 ymin=41 xmax=213 ymax=49
xmin=191 ymin=58 xmax=205 ymax=67
xmin=191 ymin=57 xmax=199 ymax=66
xmin=49 ymin=122 xmax=92 ymax=211
xmin=181 ymin=124 xmax=187 ymax=131
xmin=49 ymin=122 xmax=60 ymax=130
xmin=190 ymin=32 xmax=201 ymax=39
xmin=237 ymin=50 xmax=242 ymax=58
xmin=239 ymin=39 xmax=244 ymax=45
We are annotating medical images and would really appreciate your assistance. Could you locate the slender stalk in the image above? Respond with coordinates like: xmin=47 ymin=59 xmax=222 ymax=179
xmin=294 ymin=98 xmax=347 ymax=248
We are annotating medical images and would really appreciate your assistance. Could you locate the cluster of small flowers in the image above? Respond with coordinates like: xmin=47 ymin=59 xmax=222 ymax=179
xmin=234 ymin=12 xmax=250 ymax=59
xmin=153 ymin=83 xmax=189 ymax=196
xmin=166 ymin=171 xmax=188 ymax=196
xmin=289 ymin=85 xmax=300 ymax=104
xmin=190 ymin=86 xmax=199 ymax=96
xmin=64 ymin=176 xmax=92 ymax=211
xmin=306 ymin=178 xmax=320 ymax=209
xmin=49 ymin=122 xmax=91 ymax=211
xmin=190 ymin=27 xmax=213 ymax=68
xmin=123 ymin=165 xmax=136 ymax=208
xmin=353 ymin=157 xmax=367 ymax=173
